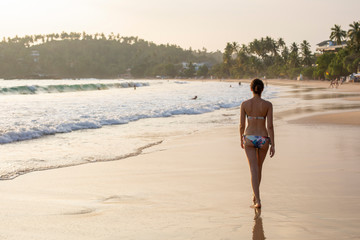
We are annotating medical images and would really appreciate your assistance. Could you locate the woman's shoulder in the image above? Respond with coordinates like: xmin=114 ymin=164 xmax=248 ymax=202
xmin=241 ymin=99 xmax=251 ymax=106
xmin=261 ymin=99 xmax=273 ymax=107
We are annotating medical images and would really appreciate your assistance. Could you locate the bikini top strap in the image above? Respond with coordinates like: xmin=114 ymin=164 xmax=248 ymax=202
xmin=247 ymin=116 xmax=265 ymax=120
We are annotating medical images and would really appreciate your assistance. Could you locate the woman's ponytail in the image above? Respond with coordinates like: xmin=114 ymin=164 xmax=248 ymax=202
xmin=251 ymin=79 xmax=264 ymax=95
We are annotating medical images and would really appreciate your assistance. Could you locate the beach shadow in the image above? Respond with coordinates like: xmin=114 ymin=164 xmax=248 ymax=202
xmin=252 ymin=208 xmax=266 ymax=240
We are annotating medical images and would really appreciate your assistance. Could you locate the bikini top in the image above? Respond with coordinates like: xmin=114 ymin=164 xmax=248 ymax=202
xmin=247 ymin=116 xmax=265 ymax=120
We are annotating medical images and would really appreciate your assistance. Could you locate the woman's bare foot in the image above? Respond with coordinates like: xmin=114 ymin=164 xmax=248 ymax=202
xmin=253 ymin=197 xmax=261 ymax=208
xmin=251 ymin=195 xmax=261 ymax=208
xmin=254 ymin=202 xmax=261 ymax=208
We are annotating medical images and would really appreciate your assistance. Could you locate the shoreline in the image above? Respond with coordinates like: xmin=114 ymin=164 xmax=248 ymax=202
xmin=224 ymin=78 xmax=360 ymax=93
xmin=0 ymin=79 xmax=359 ymax=239
xmin=4 ymin=77 xmax=360 ymax=90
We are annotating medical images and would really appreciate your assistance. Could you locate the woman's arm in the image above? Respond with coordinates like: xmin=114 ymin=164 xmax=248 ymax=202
xmin=267 ymin=102 xmax=275 ymax=157
xmin=239 ymin=102 xmax=246 ymax=149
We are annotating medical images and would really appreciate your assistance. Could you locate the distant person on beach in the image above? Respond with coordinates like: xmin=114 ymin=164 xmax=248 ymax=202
xmin=340 ymin=77 xmax=346 ymax=85
xmin=240 ymin=78 xmax=275 ymax=208
xmin=329 ymin=78 xmax=339 ymax=88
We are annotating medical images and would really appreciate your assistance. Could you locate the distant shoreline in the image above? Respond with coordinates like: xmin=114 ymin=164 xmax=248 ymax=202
xmin=2 ymin=77 xmax=360 ymax=93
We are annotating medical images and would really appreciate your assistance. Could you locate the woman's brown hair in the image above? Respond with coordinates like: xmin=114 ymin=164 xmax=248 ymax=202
xmin=251 ymin=79 xmax=264 ymax=95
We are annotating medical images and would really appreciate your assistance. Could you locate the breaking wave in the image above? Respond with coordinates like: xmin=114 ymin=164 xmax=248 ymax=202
xmin=0 ymin=82 xmax=149 ymax=95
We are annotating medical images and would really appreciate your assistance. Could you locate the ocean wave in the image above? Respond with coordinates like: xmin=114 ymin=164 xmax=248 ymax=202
xmin=0 ymin=81 xmax=278 ymax=145
xmin=0 ymin=82 xmax=149 ymax=95
xmin=0 ymin=101 xmax=241 ymax=144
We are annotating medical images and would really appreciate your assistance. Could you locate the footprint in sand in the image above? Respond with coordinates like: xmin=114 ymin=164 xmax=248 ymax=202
xmin=101 ymin=195 xmax=143 ymax=204
xmin=63 ymin=207 xmax=95 ymax=215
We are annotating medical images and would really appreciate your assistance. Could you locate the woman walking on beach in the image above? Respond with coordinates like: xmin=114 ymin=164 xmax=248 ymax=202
xmin=240 ymin=79 xmax=275 ymax=208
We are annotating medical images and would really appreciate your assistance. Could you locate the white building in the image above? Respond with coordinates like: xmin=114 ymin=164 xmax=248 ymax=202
xmin=316 ymin=40 xmax=347 ymax=53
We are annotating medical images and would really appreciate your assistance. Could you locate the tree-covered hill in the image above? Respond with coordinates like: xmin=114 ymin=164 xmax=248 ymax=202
xmin=0 ymin=33 xmax=222 ymax=79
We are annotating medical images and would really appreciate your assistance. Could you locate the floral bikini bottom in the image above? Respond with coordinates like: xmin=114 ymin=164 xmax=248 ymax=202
xmin=243 ymin=135 xmax=270 ymax=149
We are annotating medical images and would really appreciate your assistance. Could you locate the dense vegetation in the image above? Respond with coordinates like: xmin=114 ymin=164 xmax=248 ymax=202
xmin=209 ymin=37 xmax=315 ymax=79
xmin=211 ymin=20 xmax=360 ymax=80
xmin=320 ymin=21 xmax=360 ymax=79
xmin=1 ymin=20 xmax=359 ymax=80
xmin=0 ymin=32 xmax=221 ymax=79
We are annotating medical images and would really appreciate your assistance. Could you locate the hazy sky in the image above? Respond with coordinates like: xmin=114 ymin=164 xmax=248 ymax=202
xmin=0 ymin=0 xmax=359 ymax=52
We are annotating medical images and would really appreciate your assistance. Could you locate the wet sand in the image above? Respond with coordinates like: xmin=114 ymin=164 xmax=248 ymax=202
xmin=344 ymin=96 xmax=360 ymax=101
xmin=0 ymin=79 xmax=359 ymax=239
xmin=290 ymin=111 xmax=360 ymax=126
xmin=227 ymin=78 xmax=360 ymax=93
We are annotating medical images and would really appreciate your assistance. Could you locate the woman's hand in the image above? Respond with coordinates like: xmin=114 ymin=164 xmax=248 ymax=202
xmin=241 ymin=139 xmax=245 ymax=149
xmin=269 ymin=146 xmax=275 ymax=157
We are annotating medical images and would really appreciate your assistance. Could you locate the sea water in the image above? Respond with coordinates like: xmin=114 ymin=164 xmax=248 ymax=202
xmin=0 ymin=79 xmax=278 ymax=179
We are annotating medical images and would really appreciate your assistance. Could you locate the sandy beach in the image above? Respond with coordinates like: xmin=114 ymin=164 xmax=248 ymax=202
xmin=226 ymin=78 xmax=360 ymax=93
xmin=0 ymin=79 xmax=359 ymax=239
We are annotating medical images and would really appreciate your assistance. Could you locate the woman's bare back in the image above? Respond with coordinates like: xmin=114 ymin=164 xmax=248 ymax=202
xmin=241 ymin=97 xmax=272 ymax=136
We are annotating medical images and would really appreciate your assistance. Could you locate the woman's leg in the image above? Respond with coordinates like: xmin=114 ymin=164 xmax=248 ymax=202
xmin=257 ymin=141 xmax=269 ymax=186
xmin=245 ymin=142 xmax=261 ymax=207
xmin=245 ymin=139 xmax=270 ymax=208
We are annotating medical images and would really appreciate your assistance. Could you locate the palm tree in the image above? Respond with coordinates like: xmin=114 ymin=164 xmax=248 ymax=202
xmin=249 ymin=56 xmax=262 ymax=76
xmin=223 ymin=42 xmax=234 ymax=77
xmin=281 ymin=46 xmax=290 ymax=64
xmin=289 ymin=42 xmax=300 ymax=67
xmin=277 ymin=38 xmax=286 ymax=50
xmin=290 ymin=42 xmax=298 ymax=54
xmin=240 ymin=44 xmax=249 ymax=54
xmin=348 ymin=21 xmax=360 ymax=51
xmin=249 ymin=39 xmax=262 ymax=57
xmin=330 ymin=24 xmax=346 ymax=45
xmin=266 ymin=36 xmax=278 ymax=56
xmin=300 ymin=40 xmax=312 ymax=67
xmin=260 ymin=37 xmax=270 ymax=58
xmin=231 ymin=42 xmax=239 ymax=53
xmin=250 ymin=38 xmax=268 ymax=59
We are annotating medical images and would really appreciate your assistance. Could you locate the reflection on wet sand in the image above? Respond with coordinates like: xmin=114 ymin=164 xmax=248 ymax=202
xmin=252 ymin=209 xmax=265 ymax=240
xmin=276 ymin=103 xmax=360 ymax=120
xmin=282 ymin=87 xmax=360 ymax=100
xmin=285 ymin=86 xmax=326 ymax=94
xmin=301 ymin=92 xmax=360 ymax=100
xmin=275 ymin=85 xmax=360 ymax=121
